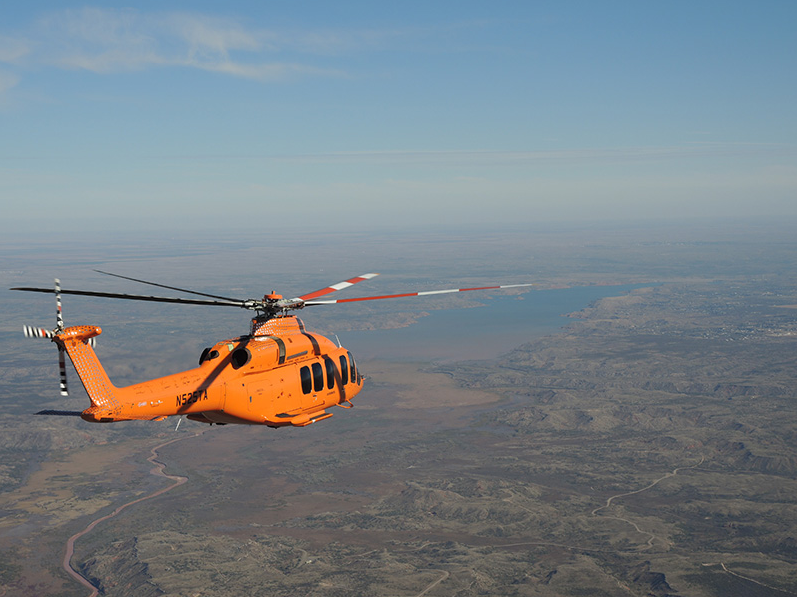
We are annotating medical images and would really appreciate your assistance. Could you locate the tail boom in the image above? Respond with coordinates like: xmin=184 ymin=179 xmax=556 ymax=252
xmin=56 ymin=325 xmax=226 ymax=423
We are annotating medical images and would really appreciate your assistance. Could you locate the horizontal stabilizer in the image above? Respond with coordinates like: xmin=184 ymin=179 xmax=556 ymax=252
xmin=36 ymin=409 xmax=84 ymax=416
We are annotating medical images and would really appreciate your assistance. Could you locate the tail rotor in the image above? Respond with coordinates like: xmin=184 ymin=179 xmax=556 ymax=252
xmin=22 ymin=278 xmax=93 ymax=397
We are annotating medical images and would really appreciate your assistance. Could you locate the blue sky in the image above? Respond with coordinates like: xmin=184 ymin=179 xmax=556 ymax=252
xmin=1 ymin=1 xmax=795 ymax=234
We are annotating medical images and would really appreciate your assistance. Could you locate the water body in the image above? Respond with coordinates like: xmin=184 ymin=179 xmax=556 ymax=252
xmin=341 ymin=284 xmax=651 ymax=362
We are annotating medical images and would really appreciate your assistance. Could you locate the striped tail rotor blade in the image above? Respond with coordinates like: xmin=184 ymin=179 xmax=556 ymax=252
xmin=55 ymin=278 xmax=64 ymax=332
xmin=23 ymin=325 xmax=54 ymax=339
xmin=58 ymin=347 xmax=69 ymax=396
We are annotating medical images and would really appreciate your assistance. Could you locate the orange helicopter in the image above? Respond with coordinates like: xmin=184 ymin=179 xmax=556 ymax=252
xmin=13 ymin=272 xmax=532 ymax=428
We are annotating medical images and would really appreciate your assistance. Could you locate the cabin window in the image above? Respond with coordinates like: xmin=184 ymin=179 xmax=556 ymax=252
xmin=339 ymin=355 xmax=349 ymax=385
xmin=231 ymin=348 xmax=251 ymax=370
xmin=300 ymin=366 xmax=312 ymax=394
xmin=312 ymin=362 xmax=324 ymax=392
xmin=324 ymin=357 xmax=336 ymax=390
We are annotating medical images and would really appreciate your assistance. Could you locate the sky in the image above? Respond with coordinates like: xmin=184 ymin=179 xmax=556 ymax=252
xmin=1 ymin=1 xmax=796 ymax=235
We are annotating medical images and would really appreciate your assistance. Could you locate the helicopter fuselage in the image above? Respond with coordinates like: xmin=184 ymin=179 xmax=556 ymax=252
xmin=58 ymin=315 xmax=362 ymax=427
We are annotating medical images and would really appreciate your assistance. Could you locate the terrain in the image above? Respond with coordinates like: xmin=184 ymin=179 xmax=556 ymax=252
xmin=1 ymin=221 xmax=796 ymax=596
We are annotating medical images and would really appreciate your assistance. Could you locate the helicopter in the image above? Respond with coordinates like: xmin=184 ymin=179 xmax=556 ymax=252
xmin=12 ymin=271 xmax=532 ymax=427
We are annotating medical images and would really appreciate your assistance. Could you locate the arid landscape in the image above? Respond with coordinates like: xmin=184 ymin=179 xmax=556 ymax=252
xmin=1 ymin=222 xmax=796 ymax=596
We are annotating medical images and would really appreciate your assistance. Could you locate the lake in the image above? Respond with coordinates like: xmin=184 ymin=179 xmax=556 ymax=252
xmin=341 ymin=284 xmax=650 ymax=362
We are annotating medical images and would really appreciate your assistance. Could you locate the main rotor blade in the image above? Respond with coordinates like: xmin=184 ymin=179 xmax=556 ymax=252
xmin=11 ymin=287 xmax=246 ymax=308
xmin=298 ymin=273 xmax=380 ymax=301
xmin=304 ymin=283 xmax=535 ymax=305
xmin=94 ymin=270 xmax=241 ymax=302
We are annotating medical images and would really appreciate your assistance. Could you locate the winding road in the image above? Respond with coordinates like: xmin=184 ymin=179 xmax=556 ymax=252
xmin=62 ymin=432 xmax=201 ymax=596
xmin=413 ymin=570 xmax=450 ymax=597
xmin=591 ymin=455 xmax=705 ymax=550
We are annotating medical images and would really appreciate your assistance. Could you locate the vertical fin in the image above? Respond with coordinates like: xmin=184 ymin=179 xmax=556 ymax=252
xmin=56 ymin=326 xmax=119 ymax=411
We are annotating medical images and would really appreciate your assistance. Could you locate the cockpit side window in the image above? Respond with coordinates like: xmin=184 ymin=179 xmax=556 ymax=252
xmin=347 ymin=351 xmax=358 ymax=384
xmin=339 ymin=355 xmax=349 ymax=385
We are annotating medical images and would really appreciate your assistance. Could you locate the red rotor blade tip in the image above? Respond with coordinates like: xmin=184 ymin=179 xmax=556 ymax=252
xmin=298 ymin=273 xmax=379 ymax=301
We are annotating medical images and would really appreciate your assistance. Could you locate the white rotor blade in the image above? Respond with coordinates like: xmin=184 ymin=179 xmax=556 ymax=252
xmin=304 ymin=283 xmax=534 ymax=305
